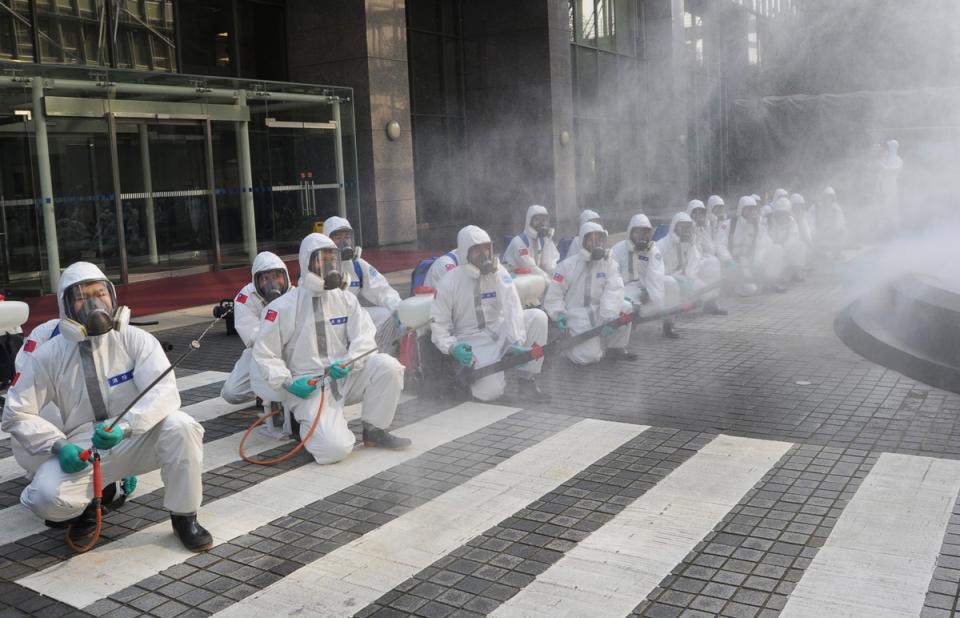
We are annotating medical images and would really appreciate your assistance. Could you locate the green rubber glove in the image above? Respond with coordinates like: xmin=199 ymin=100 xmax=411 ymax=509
xmin=329 ymin=360 xmax=351 ymax=380
xmin=554 ymin=313 xmax=568 ymax=334
xmin=451 ymin=342 xmax=473 ymax=367
xmin=122 ymin=476 xmax=137 ymax=496
xmin=286 ymin=376 xmax=318 ymax=399
xmin=58 ymin=443 xmax=88 ymax=474
xmin=92 ymin=422 xmax=123 ymax=450
xmin=506 ymin=344 xmax=530 ymax=368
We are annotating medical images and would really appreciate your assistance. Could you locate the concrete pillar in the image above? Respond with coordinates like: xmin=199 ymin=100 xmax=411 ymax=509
xmin=31 ymin=79 xmax=59 ymax=292
xmin=138 ymin=124 xmax=159 ymax=265
xmin=235 ymin=90 xmax=258 ymax=262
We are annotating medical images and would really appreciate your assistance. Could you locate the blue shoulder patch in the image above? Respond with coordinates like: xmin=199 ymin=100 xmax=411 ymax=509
xmin=329 ymin=316 xmax=348 ymax=325
xmin=481 ymin=291 xmax=497 ymax=300
xmin=107 ymin=369 xmax=134 ymax=388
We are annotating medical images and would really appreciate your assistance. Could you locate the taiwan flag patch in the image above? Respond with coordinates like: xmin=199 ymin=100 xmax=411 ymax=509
xmin=519 ymin=248 xmax=529 ymax=256
xmin=553 ymin=273 xmax=565 ymax=283
xmin=236 ymin=293 xmax=248 ymax=304
xmin=265 ymin=309 xmax=278 ymax=322
xmin=445 ymin=262 xmax=456 ymax=271
xmin=23 ymin=340 xmax=37 ymax=353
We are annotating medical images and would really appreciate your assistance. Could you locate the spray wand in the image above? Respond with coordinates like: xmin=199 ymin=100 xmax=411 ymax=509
xmin=66 ymin=309 xmax=231 ymax=553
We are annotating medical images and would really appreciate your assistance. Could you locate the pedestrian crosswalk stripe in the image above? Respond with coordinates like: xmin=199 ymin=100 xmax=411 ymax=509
xmin=17 ymin=401 xmax=520 ymax=608
xmin=492 ymin=434 xmax=792 ymax=617
xmin=212 ymin=419 xmax=648 ymax=617
xmin=781 ymin=452 xmax=960 ymax=617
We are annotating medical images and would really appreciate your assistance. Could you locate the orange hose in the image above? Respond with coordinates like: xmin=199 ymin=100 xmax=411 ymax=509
xmin=239 ymin=386 xmax=326 ymax=465
xmin=66 ymin=455 xmax=103 ymax=553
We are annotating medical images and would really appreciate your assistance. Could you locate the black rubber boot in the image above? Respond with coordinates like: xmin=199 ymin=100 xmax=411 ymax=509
xmin=703 ymin=300 xmax=728 ymax=316
xmin=605 ymin=348 xmax=639 ymax=362
xmin=362 ymin=422 xmax=412 ymax=450
xmin=662 ymin=322 xmax=680 ymax=339
xmin=170 ymin=514 xmax=214 ymax=552
xmin=519 ymin=377 xmax=550 ymax=402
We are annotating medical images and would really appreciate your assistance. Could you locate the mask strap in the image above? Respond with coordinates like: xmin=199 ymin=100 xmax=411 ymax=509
xmin=312 ymin=296 xmax=327 ymax=360
xmin=472 ymin=278 xmax=487 ymax=333
xmin=78 ymin=341 xmax=109 ymax=422
xmin=582 ymin=262 xmax=597 ymax=328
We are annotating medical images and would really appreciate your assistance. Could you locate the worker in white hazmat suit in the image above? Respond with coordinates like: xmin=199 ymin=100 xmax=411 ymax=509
xmin=252 ymin=234 xmax=408 ymax=465
xmin=658 ymin=211 xmax=726 ymax=315
xmin=706 ymin=195 xmax=734 ymax=266
xmin=430 ymin=225 xmax=549 ymax=402
xmin=565 ymin=209 xmax=601 ymax=259
xmin=221 ymin=252 xmax=291 ymax=405
xmin=791 ymin=193 xmax=814 ymax=252
xmin=544 ymin=222 xmax=636 ymax=365
xmin=730 ymin=196 xmax=786 ymax=295
xmin=1 ymin=262 xmax=211 ymax=550
xmin=813 ymin=186 xmax=847 ymax=260
xmin=323 ymin=216 xmax=402 ymax=352
xmin=878 ymin=139 xmax=903 ymax=230
xmin=768 ymin=197 xmax=808 ymax=282
xmin=502 ymin=205 xmax=560 ymax=287
xmin=611 ymin=214 xmax=679 ymax=339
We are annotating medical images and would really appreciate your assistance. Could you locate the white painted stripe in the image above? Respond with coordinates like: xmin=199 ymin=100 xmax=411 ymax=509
xmin=174 ymin=371 xmax=230 ymax=392
xmin=213 ymin=419 xmax=649 ymax=618
xmin=19 ymin=402 xmax=519 ymax=608
xmin=781 ymin=453 xmax=960 ymax=618
xmin=492 ymin=434 xmax=792 ymax=618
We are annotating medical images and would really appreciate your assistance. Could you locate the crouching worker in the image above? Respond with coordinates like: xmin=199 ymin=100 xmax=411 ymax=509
xmin=1 ymin=262 xmax=211 ymax=551
xmin=253 ymin=234 xmax=408 ymax=464
xmin=431 ymin=225 xmax=549 ymax=402
xmin=545 ymin=222 xmax=636 ymax=365
xmin=221 ymin=251 xmax=291 ymax=405
xmin=611 ymin=214 xmax=678 ymax=339
xmin=658 ymin=212 xmax=726 ymax=316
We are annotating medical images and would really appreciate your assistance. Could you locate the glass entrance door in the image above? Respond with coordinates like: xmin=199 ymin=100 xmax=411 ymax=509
xmin=110 ymin=116 xmax=220 ymax=282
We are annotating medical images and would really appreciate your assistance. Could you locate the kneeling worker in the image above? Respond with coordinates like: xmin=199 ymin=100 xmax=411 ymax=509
xmin=431 ymin=225 xmax=549 ymax=402
xmin=253 ymin=234 xmax=408 ymax=464
xmin=2 ymin=262 xmax=211 ymax=550
xmin=221 ymin=251 xmax=291 ymax=405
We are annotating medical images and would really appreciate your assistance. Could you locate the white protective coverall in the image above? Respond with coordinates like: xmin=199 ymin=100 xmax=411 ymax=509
xmin=658 ymin=212 xmax=721 ymax=303
xmin=706 ymin=195 xmax=733 ymax=263
xmin=2 ymin=262 xmax=203 ymax=522
xmin=424 ymin=248 xmax=460 ymax=291
xmin=12 ymin=318 xmax=63 ymax=477
xmin=252 ymin=234 xmax=404 ymax=465
xmin=502 ymin=205 xmax=560 ymax=284
xmin=430 ymin=226 xmax=548 ymax=402
xmin=730 ymin=196 xmax=785 ymax=288
xmin=813 ymin=187 xmax=848 ymax=256
xmin=791 ymin=193 xmax=814 ymax=250
xmin=221 ymin=251 xmax=290 ymax=404
xmin=323 ymin=216 xmax=402 ymax=352
xmin=544 ymin=222 xmax=631 ymax=365
xmin=611 ymin=214 xmax=668 ymax=317
xmin=687 ymin=200 xmax=725 ymax=290
xmin=878 ymin=140 xmax=903 ymax=228
xmin=565 ymin=209 xmax=601 ymax=260
xmin=768 ymin=197 xmax=808 ymax=272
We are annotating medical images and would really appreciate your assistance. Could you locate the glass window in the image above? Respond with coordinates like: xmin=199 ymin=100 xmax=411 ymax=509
xmin=115 ymin=0 xmax=176 ymax=71
xmin=237 ymin=0 xmax=287 ymax=81
xmin=178 ymin=0 xmax=234 ymax=76
xmin=36 ymin=0 xmax=107 ymax=65
xmin=0 ymin=0 xmax=35 ymax=63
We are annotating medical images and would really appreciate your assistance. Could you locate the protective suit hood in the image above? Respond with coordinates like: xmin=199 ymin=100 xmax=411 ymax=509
xmin=773 ymin=197 xmax=792 ymax=214
xmin=774 ymin=189 xmax=789 ymax=200
xmin=790 ymin=193 xmax=806 ymax=206
xmin=524 ymin=205 xmax=549 ymax=231
xmin=669 ymin=211 xmax=694 ymax=237
xmin=686 ymin=200 xmax=706 ymax=216
xmin=298 ymin=233 xmax=340 ymax=294
xmin=579 ymin=209 xmax=600 ymax=226
xmin=57 ymin=261 xmax=129 ymax=342
xmin=578 ymin=221 xmax=609 ymax=261
xmin=824 ymin=186 xmax=837 ymax=197
xmin=627 ymin=214 xmax=652 ymax=233
xmin=707 ymin=195 xmax=724 ymax=210
xmin=457 ymin=225 xmax=497 ymax=278
xmin=251 ymin=251 xmax=289 ymax=282
xmin=322 ymin=215 xmax=352 ymax=236
xmin=737 ymin=195 xmax=758 ymax=217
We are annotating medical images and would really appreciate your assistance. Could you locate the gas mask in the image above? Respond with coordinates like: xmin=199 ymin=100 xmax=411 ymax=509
xmin=330 ymin=228 xmax=357 ymax=262
xmin=676 ymin=222 xmax=695 ymax=243
xmin=467 ymin=243 xmax=497 ymax=276
xmin=309 ymin=248 xmax=347 ymax=290
xmin=529 ymin=214 xmax=553 ymax=240
xmin=582 ymin=232 xmax=609 ymax=261
xmin=255 ymin=269 xmax=289 ymax=303
xmin=630 ymin=228 xmax=653 ymax=252
xmin=61 ymin=279 xmax=130 ymax=341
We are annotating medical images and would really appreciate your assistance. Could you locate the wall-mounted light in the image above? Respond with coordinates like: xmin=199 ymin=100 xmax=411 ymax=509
xmin=559 ymin=130 xmax=571 ymax=147
xmin=385 ymin=120 xmax=401 ymax=141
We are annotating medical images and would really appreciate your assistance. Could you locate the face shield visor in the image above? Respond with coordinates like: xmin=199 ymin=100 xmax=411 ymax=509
xmin=64 ymin=279 xmax=118 ymax=336
xmin=309 ymin=247 xmax=345 ymax=290
xmin=255 ymin=268 xmax=289 ymax=303
xmin=328 ymin=227 xmax=356 ymax=261
xmin=583 ymin=231 xmax=608 ymax=261
xmin=630 ymin=227 xmax=653 ymax=251
xmin=675 ymin=221 xmax=695 ymax=243
xmin=467 ymin=243 xmax=496 ymax=275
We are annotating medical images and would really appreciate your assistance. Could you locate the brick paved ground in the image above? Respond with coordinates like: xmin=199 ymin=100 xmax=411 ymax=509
xmin=2 ymin=264 xmax=960 ymax=617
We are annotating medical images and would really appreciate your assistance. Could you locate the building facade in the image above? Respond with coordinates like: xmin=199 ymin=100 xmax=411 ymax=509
xmin=0 ymin=0 xmax=794 ymax=296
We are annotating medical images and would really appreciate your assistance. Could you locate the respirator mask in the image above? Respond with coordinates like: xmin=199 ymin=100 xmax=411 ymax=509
xmin=61 ymin=279 xmax=129 ymax=341
xmin=631 ymin=228 xmax=653 ymax=252
xmin=309 ymin=248 xmax=347 ymax=290
xmin=583 ymin=232 xmax=609 ymax=261
xmin=255 ymin=268 xmax=289 ymax=303
xmin=467 ymin=243 xmax=497 ymax=276
xmin=676 ymin=222 xmax=695 ymax=243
